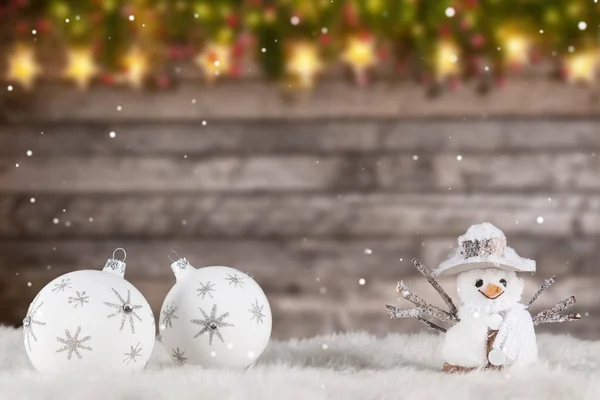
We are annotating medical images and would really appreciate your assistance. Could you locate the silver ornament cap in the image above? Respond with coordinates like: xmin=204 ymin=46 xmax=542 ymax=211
xmin=102 ymin=248 xmax=127 ymax=278
xmin=169 ymin=251 xmax=195 ymax=281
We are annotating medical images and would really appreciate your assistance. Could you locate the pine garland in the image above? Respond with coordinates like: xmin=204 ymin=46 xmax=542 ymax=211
xmin=1 ymin=0 xmax=599 ymax=88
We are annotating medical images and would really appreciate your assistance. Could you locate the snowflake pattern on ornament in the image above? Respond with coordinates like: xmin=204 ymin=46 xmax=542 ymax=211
xmin=103 ymin=288 xmax=144 ymax=334
xmin=197 ymin=281 xmax=216 ymax=299
xmin=225 ymin=273 xmax=244 ymax=288
xmin=248 ymin=299 xmax=266 ymax=325
xmin=68 ymin=291 xmax=90 ymax=308
xmin=52 ymin=278 xmax=72 ymax=293
xmin=56 ymin=326 xmax=93 ymax=360
xmin=161 ymin=302 xmax=178 ymax=329
xmin=23 ymin=300 xmax=46 ymax=351
xmin=171 ymin=347 xmax=188 ymax=365
xmin=123 ymin=342 xmax=142 ymax=365
xmin=191 ymin=304 xmax=234 ymax=345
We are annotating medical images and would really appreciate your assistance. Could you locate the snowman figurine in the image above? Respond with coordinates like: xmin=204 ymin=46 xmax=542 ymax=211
xmin=433 ymin=223 xmax=537 ymax=371
xmin=386 ymin=222 xmax=583 ymax=373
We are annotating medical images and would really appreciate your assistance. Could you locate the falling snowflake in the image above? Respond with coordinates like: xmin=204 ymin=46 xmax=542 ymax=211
xmin=191 ymin=304 xmax=234 ymax=345
xmin=161 ymin=302 xmax=178 ymax=329
xmin=104 ymin=288 xmax=144 ymax=333
xmin=123 ymin=342 xmax=142 ymax=365
xmin=248 ymin=299 xmax=266 ymax=325
xmin=197 ymin=281 xmax=216 ymax=299
xmin=56 ymin=326 xmax=92 ymax=360
xmin=52 ymin=278 xmax=71 ymax=293
xmin=23 ymin=301 xmax=46 ymax=351
xmin=68 ymin=291 xmax=90 ymax=308
xmin=225 ymin=273 xmax=244 ymax=288
xmin=172 ymin=347 xmax=188 ymax=365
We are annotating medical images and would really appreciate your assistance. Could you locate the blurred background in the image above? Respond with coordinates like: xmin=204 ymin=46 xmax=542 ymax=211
xmin=0 ymin=0 xmax=599 ymax=340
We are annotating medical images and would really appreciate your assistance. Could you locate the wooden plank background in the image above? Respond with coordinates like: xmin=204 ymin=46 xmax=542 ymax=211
xmin=1 ymin=81 xmax=599 ymax=339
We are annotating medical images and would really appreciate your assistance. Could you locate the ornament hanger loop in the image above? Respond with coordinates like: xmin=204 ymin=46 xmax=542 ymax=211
xmin=113 ymin=247 xmax=127 ymax=262
xmin=168 ymin=250 xmax=181 ymax=262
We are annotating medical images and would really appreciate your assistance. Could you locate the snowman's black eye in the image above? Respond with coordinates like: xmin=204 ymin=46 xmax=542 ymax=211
xmin=500 ymin=279 xmax=507 ymax=287
xmin=475 ymin=279 xmax=483 ymax=288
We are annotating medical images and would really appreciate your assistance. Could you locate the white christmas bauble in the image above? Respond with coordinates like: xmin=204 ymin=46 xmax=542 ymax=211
xmin=23 ymin=250 xmax=155 ymax=372
xmin=159 ymin=257 xmax=272 ymax=368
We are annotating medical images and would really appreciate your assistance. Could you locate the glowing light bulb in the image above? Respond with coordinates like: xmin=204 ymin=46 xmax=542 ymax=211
xmin=6 ymin=45 xmax=41 ymax=89
xmin=64 ymin=48 xmax=98 ymax=89
xmin=286 ymin=42 xmax=322 ymax=88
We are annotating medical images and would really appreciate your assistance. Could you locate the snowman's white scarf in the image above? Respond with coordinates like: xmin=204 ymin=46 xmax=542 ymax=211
xmin=460 ymin=300 xmax=538 ymax=366
xmin=493 ymin=304 xmax=538 ymax=365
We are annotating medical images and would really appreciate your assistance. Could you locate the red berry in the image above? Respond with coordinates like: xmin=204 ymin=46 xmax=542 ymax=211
xmin=37 ymin=19 xmax=51 ymax=32
xmin=102 ymin=74 xmax=114 ymax=86
xmin=226 ymin=13 xmax=239 ymax=28
xmin=471 ymin=33 xmax=485 ymax=48
xmin=15 ymin=21 xmax=28 ymax=35
xmin=439 ymin=25 xmax=451 ymax=38
xmin=460 ymin=18 xmax=472 ymax=31
xmin=157 ymin=75 xmax=170 ymax=89
xmin=230 ymin=64 xmax=241 ymax=77
xmin=448 ymin=78 xmax=461 ymax=91
xmin=319 ymin=33 xmax=332 ymax=46
xmin=378 ymin=47 xmax=389 ymax=60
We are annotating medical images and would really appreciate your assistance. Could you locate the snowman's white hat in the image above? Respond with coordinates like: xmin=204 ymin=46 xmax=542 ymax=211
xmin=432 ymin=222 xmax=536 ymax=276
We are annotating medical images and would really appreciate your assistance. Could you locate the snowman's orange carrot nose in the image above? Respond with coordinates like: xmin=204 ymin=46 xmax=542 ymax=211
xmin=485 ymin=284 xmax=503 ymax=297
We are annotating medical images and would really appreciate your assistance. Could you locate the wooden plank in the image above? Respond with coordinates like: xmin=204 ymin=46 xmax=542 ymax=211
xmin=1 ymin=120 xmax=600 ymax=156
xmin=380 ymin=152 xmax=600 ymax=192
xmin=0 ymin=121 xmax=381 ymax=156
xmin=2 ymin=79 xmax=599 ymax=122
xmin=0 ymin=193 xmax=583 ymax=239
xmin=0 ymin=156 xmax=350 ymax=192
xmin=2 ymin=153 xmax=600 ymax=193
xmin=383 ymin=120 xmax=600 ymax=152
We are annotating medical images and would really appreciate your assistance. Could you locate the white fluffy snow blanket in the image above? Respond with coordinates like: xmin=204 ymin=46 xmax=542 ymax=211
xmin=0 ymin=326 xmax=599 ymax=400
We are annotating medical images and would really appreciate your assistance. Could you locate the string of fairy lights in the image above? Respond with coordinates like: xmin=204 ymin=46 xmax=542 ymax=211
xmin=2 ymin=0 xmax=600 ymax=92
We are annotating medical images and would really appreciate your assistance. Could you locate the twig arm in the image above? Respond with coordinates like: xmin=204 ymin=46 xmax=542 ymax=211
xmin=386 ymin=305 xmax=424 ymax=319
xmin=527 ymin=276 xmax=556 ymax=309
xmin=396 ymin=281 xmax=459 ymax=323
xmin=534 ymin=296 xmax=576 ymax=319
xmin=417 ymin=317 xmax=447 ymax=333
xmin=532 ymin=296 xmax=581 ymax=325
xmin=385 ymin=305 xmax=447 ymax=333
xmin=386 ymin=303 xmax=457 ymax=325
xmin=534 ymin=313 xmax=581 ymax=326
xmin=412 ymin=258 xmax=458 ymax=316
